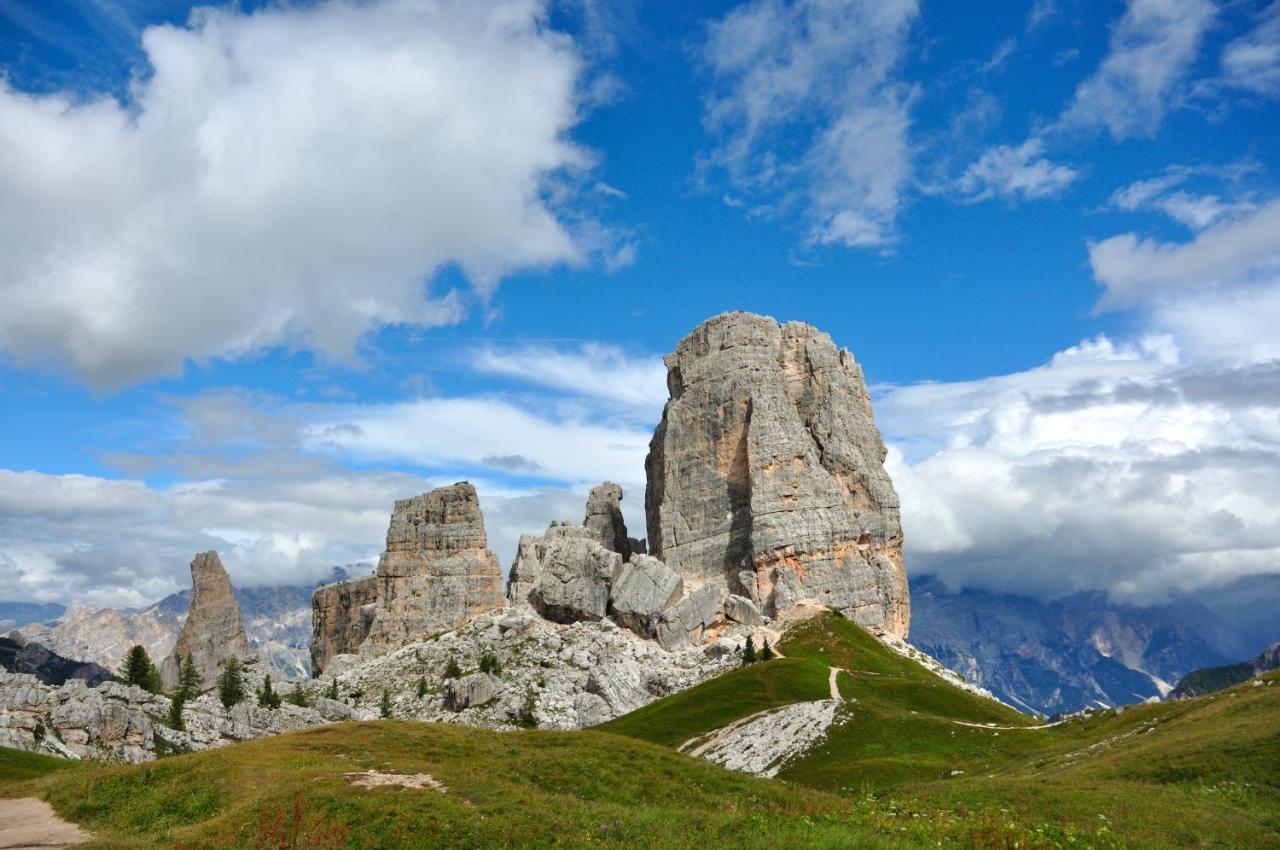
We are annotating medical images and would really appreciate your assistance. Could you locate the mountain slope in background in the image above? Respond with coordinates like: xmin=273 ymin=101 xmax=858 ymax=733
xmin=0 ymin=635 xmax=111 ymax=686
xmin=907 ymin=575 xmax=1241 ymax=714
xmin=1169 ymin=642 xmax=1280 ymax=699
xmin=4 ymin=567 xmax=360 ymax=681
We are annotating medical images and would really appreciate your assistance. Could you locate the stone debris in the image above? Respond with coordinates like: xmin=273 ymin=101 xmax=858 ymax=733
xmin=698 ymin=699 xmax=842 ymax=778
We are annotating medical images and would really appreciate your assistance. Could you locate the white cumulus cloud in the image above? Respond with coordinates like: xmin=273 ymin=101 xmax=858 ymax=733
xmin=0 ymin=0 xmax=613 ymax=387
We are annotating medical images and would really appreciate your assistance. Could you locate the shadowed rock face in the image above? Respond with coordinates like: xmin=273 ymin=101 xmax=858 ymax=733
xmin=160 ymin=551 xmax=251 ymax=690
xmin=645 ymin=312 xmax=909 ymax=637
xmin=310 ymin=575 xmax=377 ymax=676
xmin=360 ymin=483 xmax=504 ymax=653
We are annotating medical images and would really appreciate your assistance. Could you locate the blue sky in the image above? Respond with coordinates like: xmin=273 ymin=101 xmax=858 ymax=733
xmin=1 ymin=0 xmax=1278 ymax=609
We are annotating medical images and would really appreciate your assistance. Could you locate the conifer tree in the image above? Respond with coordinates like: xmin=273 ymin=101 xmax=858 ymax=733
xmin=444 ymin=657 xmax=462 ymax=679
xmin=218 ymin=657 xmax=247 ymax=709
xmin=742 ymin=635 xmax=757 ymax=665
xmin=257 ymin=674 xmax=281 ymax=709
xmin=380 ymin=688 xmax=393 ymax=719
xmin=121 ymin=644 xmax=162 ymax=693
xmin=285 ymin=683 xmax=310 ymax=708
xmin=176 ymin=655 xmax=201 ymax=701
xmin=326 ymin=678 xmax=340 ymax=701
xmin=168 ymin=694 xmax=186 ymax=730
xmin=760 ymin=639 xmax=775 ymax=662
xmin=416 ymin=677 xmax=427 ymax=698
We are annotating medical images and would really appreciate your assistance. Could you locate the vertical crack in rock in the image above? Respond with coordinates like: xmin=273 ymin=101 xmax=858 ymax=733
xmin=645 ymin=312 xmax=909 ymax=637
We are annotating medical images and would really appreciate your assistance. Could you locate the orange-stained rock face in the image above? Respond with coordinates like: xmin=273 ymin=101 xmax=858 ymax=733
xmin=645 ymin=312 xmax=910 ymax=638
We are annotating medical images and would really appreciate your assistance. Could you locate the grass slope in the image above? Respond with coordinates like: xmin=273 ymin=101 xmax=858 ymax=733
xmin=604 ymin=612 xmax=1280 ymax=849
xmin=2 ymin=613 xmax=1276 ymax=849
xmin=0 ymin=723 xmax=915 ymax=850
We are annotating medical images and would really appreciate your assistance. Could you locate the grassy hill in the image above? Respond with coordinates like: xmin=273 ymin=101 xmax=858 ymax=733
xmin=605 ymin=613 xmax=1280 ymax=849
xmin=2 ymin=612 xmax=1277 ymax=849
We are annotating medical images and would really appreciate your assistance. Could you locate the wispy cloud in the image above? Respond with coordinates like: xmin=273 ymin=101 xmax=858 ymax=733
xmin=1058 ymin=0 xmax=1216 ymax=139
xmin=700 ymin=0 xmax=920 ymax=249
xmin=954 ymin=138 xmax=1079 ymax=202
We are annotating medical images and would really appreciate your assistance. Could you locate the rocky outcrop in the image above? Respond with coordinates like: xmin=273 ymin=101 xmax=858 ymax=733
xmin=310 ymin=484 xmax=505 ymax=674
xmin=160 ymin=552 xmax=251 ymax=691
xmin=361 ymin=483 xmax=505 ymax=654
xmin=645 ymin=312 xmax=909 ymax=637
xmin=444 ymin=672 xmax=497 ymax=712
xmin=0 ymin=665 xmax=349 ymax=764
xmin=0 ymin=635 xmax=111 ymax=687
xmin=608 ymin=555 xmax=684 ymax=638
xmin=310 ymin=575 xmax=377 ymax=676
xmin=583 ymin=482 xmax=632 ymax=559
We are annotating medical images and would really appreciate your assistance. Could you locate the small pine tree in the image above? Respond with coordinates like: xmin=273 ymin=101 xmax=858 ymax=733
xmin=326 ymin=678 xmax=340 ymax=701
xmin=515 ymin=686 xmax=537 ymax=729
xmin=168 ymin=694 xmax=186 ymax=731
xmin=285 ymin=683 xmax=309 ymax=708
xmin=416 ymin=677 xmax=427 ymax=698
xmin=443 ymin=657 xmax=462 ymax=679
xmin=742 ymin=635 xmax=757 ymax=666
xmin=760 ymin=639 xmax=775 ymax=662
xmin=177 ymin=654 xmax=201 ymax=701
xmin=479 ymin=652 xmax=502 ymax=675
xmin=121 ymin=645 xmax=162 ymax=693
xmin=217 ymin=657 xmax=247 ymax=709
xmin=257 ymin=674 xmax=282 ymax=709
xmin=379 ymin=688 xmax=393 ymax=719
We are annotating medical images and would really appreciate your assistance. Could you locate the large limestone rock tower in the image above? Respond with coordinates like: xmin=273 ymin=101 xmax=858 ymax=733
xmin=644 ymin=312 xmax=910 ymax=637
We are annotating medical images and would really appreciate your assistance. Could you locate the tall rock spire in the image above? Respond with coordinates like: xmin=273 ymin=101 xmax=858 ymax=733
xmin=644 ymin=312 xmax=910 ymax=637
xmin=160 ymin=551 xmax=251 ymax=690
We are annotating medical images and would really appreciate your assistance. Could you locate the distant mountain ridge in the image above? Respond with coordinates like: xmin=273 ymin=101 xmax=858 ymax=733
xmin=4 ymin=566 xmax=363 ymax=681
xmin=908 ymin=575 xmax=1242 ymax=714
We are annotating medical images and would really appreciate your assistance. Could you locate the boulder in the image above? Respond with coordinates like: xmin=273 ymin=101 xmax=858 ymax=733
xmin=444 ymin=672 xmax=497 ymax=712
xmin=724 ymin=594 xmax=763 ymax=627
xmin=609 ymin=555 xmax=683 ymax=638
xmin=645 ymin=312 xmax=910 ymax=637
xmin=656 ymin=584 xmax=725 ymax=651
xmin=160 ymin=552 xmax=251 ymax=691
xmin=510 ymin=525 xmax=622 ymax=624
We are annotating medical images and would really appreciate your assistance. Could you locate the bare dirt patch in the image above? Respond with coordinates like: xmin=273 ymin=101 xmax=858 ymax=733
xmin=0 ymin=797 xmax=89 ymax=849
xmin=342 ymin=771 xmax=447 ymax=792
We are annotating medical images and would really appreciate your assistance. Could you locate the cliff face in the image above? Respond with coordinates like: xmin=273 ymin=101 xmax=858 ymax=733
xmin=310 ymin=483 xmax=504 ymax=674
xmin=645 ymin=312 xmax=909 ymax=637
xmin=160 ymin=552 xmax=251 ymax=690
xmin=309 ymin=575 xmax=377 ymax=676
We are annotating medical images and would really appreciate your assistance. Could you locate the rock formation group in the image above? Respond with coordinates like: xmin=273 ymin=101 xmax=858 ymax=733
xmin=0 ymin=312 xmax=913 ymax=762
